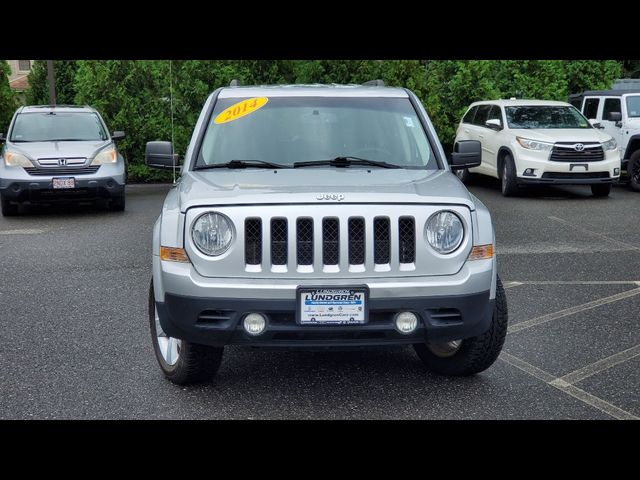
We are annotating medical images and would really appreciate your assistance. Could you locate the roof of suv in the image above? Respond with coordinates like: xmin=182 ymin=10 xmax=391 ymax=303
xmin=470 ymin=99 xmax=571 ymax=107
xmin=19 ymin=105 xmax=97 ymax=114
xmin=569 ymin=89 xmax=640 ymax=98
xmin=218 ymin=84 xmax=408 ymax=98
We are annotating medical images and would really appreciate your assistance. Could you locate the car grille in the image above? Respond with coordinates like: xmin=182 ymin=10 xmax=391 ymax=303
xmin=23 ymin=166 xmax=101 ymax=176
xmin=541 ymin=172 xmax=610 ymax=180
xmin=549 ymin=143 xmax=604 ymax=162
xmin=243 ymin=215 xmax=416 ymax=272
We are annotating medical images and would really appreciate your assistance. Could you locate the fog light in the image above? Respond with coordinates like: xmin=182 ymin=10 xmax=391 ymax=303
xmin=243 ymin=313 xmax=266 ymax=336
xmin=614 ymin=168 xmax=620 ymax=176
xmin=395 ymin=311 xmax=418 ymax=334
xmin=523 ymin=168 xmax=535 ymax=176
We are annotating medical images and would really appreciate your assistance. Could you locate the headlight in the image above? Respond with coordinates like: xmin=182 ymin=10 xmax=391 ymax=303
xmin=425 ymin=211 xmax=464 ymax=254
xmin=602 ymin=138 xmax=617 ymax=151
xmin=4 ymin=151 xmax=32 ymax=167
xmin=91 ymin=148 xmax=117 ymax=165
xmin=192 ymin=212 xmax=234 ymax=256
xmin=516 ymin=136 xmax=553 ymax=151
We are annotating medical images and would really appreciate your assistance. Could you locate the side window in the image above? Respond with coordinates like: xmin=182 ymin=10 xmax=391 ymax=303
xmin=462 ymin=106 xmax=477 ymax=124
xmin=487 ymin=105 xmax=503 ymax=126
xmin=583 ymin=98 xmax=600 ymax=119
xmin=473 ymin=105 xmax=491 ymax=126
xmin=602 ymin=98 xmax=621 ymax=121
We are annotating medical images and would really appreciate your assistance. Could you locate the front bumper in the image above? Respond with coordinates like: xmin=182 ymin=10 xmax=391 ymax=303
xmin=0 ymin=176 xmax=125 ymax=203
xmin=153 ymin=258 xmax=496 ymax=348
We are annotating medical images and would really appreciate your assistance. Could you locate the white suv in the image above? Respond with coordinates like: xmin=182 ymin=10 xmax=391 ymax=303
xmin=453 ymin=100 xmax=621 ymax=197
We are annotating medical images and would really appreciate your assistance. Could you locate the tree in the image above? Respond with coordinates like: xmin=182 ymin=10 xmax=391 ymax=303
xmin=0 ymin=61 xmax=16 ymax=132
xmin=26 ymin=60 xmax=78 ymax=105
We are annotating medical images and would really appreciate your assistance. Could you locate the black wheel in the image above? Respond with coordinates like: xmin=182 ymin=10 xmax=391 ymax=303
xmin=454 ymin=167 xmax=470 ymax=184
xmin=1 ymin=195 xmax=19 ymax=216
xmin=500 ymin=155 xmax=519 ymax=197
xmin=149 ymin=279 xmax=223 ymax=385
xmin=591 ymin=184 xmax=611 ymax=197
xmin=109 ymin=193 xmax=126 ymax=212
xmin=414 ymin=276 xmax=508 ymax=376
xmin=628 ymin=150 xmax=640 ymax=192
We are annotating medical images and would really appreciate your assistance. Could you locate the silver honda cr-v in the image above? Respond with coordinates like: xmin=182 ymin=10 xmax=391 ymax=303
xmin=0 ymin=105 xmax=126 ymax=215
xmin=146 ymin=82 xmax=507 ymax=384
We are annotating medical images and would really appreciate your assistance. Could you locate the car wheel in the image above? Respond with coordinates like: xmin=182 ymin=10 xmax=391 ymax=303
xmin=628 ymin=151 xmax=640 ymax=192
xmin=149 ymin=279 xmax=223 ymax=385
xmin=413 ymin=276 xmax=508 ymax=376
xmin=501 ymin=155 xmax=519 ymax=197
xmin=591 ymin=184 xmax=611 ymax=197
xmin=1 ymin=195 xmax=19 ymax=216
xmin=454 ymin=168 xmax=470 ymax=184
xmin=109 ymin=194 xmax=126 ymax=212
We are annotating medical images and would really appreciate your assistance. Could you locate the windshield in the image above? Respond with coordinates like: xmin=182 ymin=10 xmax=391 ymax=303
xmin=505 ymin=105 xmax=591 ymax=129
xmin=626 ymin=96 xmax=640 ymax=118
xmin=10 ymin=112 xmax=108 ymax=142
xmin=196 ymin=96 xmax=438 ymax=169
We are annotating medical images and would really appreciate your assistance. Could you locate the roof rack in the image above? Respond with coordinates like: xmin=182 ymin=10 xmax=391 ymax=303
xmin=362 ymin=79 xmax=385 ymax=87
xmin=229 ymin=79 xmax=240 ymax=87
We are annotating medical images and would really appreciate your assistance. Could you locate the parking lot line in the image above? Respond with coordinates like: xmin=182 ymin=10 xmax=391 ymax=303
xmin=503 ymin=281 xmax=523 ymax=289
xmin=500 ymin=352 xmax=638 ymax=420
xmin=507 ymin=280 xmax=640 ymax=286
xmin=508 ymin=286 xmax=640 ymax=334
xmin=0 ymin=229 xmax=46 ymax=235
xmin=548 ymin=216 xmax=640 ymax=251
xmin=552 ymin=344 xmax=640 ymax=386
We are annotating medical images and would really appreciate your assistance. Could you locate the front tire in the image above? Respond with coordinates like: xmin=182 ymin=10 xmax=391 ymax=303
xmin=1 ymin=195 xmax=19 ymax=216
xmin=591 ymin=184 xmax=611 ymax=197
xmin=501 ymin=155 xmax=519 ymax=197
xmin=109 ymin=193 xmax=126 ymax=212
xmin=628 ymin=150 xmax=640 ymax=192
xmin=149 ymin=280 xmax=223 ymax=385
xmin=414 ymin=276 xmax=508 ymax=376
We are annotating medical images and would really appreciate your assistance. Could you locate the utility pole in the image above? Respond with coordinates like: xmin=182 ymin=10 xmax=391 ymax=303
xmin=46 ymin=60 xmax=56 ymax=105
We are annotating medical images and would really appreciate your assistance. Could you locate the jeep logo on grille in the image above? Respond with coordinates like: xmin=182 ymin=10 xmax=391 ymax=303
xmin=316 ymin=193 xmax=345 ymax=201
xmin=58 ymin=158 xmax=67 ymax=166
xmin=574 ymin=143 xmax=585 ymax=152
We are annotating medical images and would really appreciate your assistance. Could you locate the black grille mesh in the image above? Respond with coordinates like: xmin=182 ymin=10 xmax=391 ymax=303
xmin=374 ymin=217 xmax=390 ymax=264
xmin=296 ymin=218 xmax=314 ymax=265
xmin=322 ymin=218 xmax=339 ymax=265
xmin=270 ymin=218 xmax=288 ymax=265
xmin=549 ymin=144 xmax=604 ymax=162
xmin=24 ymin=166 xmax=100 ymax=176
xmin=399 ymin=217 xmax=415 ymax=263
xmin=348 ymin=218 xmax=365 ymax=264
xmin=244 ymin=218 xmax=262 ymax=265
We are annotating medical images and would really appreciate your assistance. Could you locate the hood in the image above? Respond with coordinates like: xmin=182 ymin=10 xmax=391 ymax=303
xmin=9 ymin=140 xmax=112 ymax=161
xmin=178 ymin=168 xmax=476 ymax=211
xmin=509 ymin=128 xmax=611 ymax=143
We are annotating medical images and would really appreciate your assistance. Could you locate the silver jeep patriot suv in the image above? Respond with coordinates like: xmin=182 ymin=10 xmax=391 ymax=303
xmin=147 ymin=82 xmax=507 ymax=384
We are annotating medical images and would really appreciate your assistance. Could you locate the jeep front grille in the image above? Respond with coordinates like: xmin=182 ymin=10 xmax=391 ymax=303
xmin=243 ymin=215 xmax=416 ymax=273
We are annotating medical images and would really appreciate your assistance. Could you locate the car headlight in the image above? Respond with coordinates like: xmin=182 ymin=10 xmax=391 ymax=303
xmin=4 ymin=151 xmax=32 ymax=167
xmin=91 ymin=148 xmax=117 ymax=165
xmin=192 ymin=212 xmax=234 ymax=256
xmin=602 ymin=138 xmax=617 ymax=151
xmin=516 ymin=136 xmax=553 ymax=151
xmin=425 ymin=211 xmax=464 ymax=254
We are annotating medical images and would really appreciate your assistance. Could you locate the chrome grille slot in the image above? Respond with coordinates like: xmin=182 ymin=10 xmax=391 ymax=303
xmin=296 ymin=218 xmax=314 ymax=265
xmin=322 ymin=218 xmax=340 ymax=266
xmin=374 ymin=217 xmax=391 ymax=264
xmin=399 ymin=217 xmax=415 ymax=264
xmin=244 ymin=218 xmax=262 ymax=265
xmin=270 ymin=218 xmax=288 ymax=266
xmin=348 ymin=218 xmax=365 ymax=265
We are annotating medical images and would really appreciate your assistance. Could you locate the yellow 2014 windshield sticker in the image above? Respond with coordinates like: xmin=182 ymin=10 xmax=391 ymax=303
xmin=214 ymin=97 xmax=269 ymax=124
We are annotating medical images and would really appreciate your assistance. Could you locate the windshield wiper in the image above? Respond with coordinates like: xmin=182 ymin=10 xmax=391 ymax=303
xmin=293 ymin=156 xmax=402 ymax=169
xmin=194 ymin=159 xmax=291 ymax=170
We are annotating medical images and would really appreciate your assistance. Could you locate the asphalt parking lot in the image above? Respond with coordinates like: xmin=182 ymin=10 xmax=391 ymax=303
xmin=1 ymin=179 xmax=638 ymax=419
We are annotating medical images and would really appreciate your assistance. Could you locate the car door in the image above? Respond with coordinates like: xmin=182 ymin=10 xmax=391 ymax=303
xmin=599 ymin=97 xmax=624 ymax=152
xmin=481 ymin=105 xmax=503 ymax=177
xmin=471 ymin=104 xmax=492 ymax=175
xmin=582 ymin=96 xmax=601 ymax=124
xmin=456 ymin=105 xmax=478 ymax=141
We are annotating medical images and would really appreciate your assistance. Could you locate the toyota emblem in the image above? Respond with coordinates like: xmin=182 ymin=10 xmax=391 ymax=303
xmin=574 ymin=144 xmax=585 ymax=152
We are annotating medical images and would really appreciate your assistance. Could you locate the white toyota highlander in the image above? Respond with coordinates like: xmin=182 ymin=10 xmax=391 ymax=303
xmin=453 ymin=99 xmax=621 ymax=197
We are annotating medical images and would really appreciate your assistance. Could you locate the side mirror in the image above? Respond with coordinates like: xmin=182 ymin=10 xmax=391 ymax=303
xmin=145 ymin=141 xmax=179 ymax=170
xmin=450 ymin=140 xmax=482 ymax=170
xmin=0 ymin=132 xmax=5 ymax=142
xmin=607 ymin=112 xmax=622 ymax=122
xmin=111 ymin=131 xmax=126 ymax=141
xmin=485 ymin=119 xmax=502 ymax=130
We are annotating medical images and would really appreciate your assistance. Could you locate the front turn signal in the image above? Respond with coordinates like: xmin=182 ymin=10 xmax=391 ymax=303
xmin=160 ymin=246 xmax=190 ymax=263
xmin=468 ymin=244 xmax=494 ymax=261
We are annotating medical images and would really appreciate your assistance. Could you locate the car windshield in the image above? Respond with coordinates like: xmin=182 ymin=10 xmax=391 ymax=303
xmin=626 ymin=96 xmax=640 ymax=118
xmin=505 ymin=105 xmax=591 ymax=129
xmin=196 ymin=96 xmax=438 ymax=169
xmin=10 ymin=112 xmax=108 ymax=142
